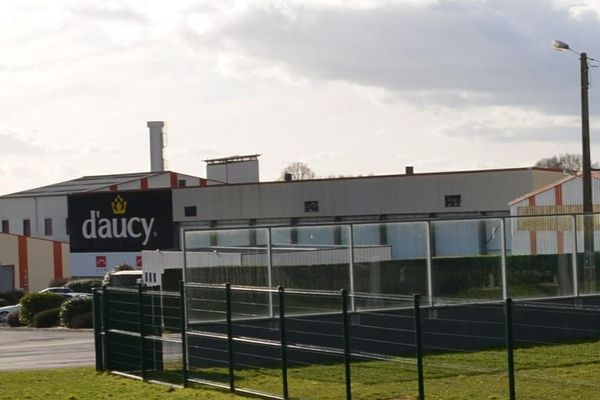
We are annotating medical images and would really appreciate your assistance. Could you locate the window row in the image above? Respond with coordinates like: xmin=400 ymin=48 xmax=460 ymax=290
xmin=1 ymin=218 xmax=57 ymax=236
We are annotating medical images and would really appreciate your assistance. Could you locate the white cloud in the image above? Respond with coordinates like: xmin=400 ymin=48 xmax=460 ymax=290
xmin=1 ymin=0 xmax=600 ymax=195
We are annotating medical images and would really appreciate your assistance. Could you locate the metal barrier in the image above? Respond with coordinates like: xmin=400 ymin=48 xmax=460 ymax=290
xmin=94 ymin=283 xmax=600 ymax=399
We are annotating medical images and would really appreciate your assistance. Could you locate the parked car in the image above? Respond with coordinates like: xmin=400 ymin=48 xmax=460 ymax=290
xmin=39 ymin=287 xmax=91 ymax=299
xmin=0 ymin=304 xmax=20 ymax=323
xmin=39 ymin=287 xmax=72 ymax=295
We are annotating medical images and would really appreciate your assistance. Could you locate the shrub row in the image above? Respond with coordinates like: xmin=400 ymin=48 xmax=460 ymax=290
xmin=14 ymin=292 xmax=93 ymax=329
xmin=19 ymin=293 xmax=64 ymax=326
xmin=60 ymin=298 xmax=92 ymax=328
xmin=65 ymin=279 xmax=102 ymax=294
xmin=0 ymin=290 xmax=24 ymax=306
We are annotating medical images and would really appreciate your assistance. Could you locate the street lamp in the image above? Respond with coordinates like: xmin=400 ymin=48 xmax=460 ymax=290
xmin=552 ymin=40 xmax=595 ymax=292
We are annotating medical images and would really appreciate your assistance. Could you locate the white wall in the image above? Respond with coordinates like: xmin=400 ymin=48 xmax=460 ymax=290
xmin=70 ymin=252 xmax=140 ymax=277
xmin=0 ymin=195 xmax=68 ymax=242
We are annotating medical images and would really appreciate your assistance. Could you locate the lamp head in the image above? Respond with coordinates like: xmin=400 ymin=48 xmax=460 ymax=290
xmin=552 ymin=40 xmax=570 ymax=51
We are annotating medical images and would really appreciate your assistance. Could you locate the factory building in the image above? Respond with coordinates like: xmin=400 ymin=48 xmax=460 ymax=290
xmin=509 ymin=172 xmax=600 ymax=255
xmin=0 ymin=121 xmax=571 ymax=291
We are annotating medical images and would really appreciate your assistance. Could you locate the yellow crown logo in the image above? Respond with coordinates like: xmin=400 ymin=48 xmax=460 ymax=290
xmin=111 ymin=195 xmax=127 ymax=215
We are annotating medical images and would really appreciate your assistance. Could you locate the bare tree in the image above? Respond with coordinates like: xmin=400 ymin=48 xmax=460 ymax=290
xmin=279 ymin=162 xmax=317 ymax=181
xmin=535 ymin=153 xmax=599 ymax=173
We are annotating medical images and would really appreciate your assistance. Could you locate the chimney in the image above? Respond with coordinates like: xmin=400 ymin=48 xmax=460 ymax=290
xmin=405 ymin=166 xmax=414 ymax=175
xmin=284 ymin=173 xmax=293 ymax=182
xmin=147 ymin=121 xmax=165 ymax=172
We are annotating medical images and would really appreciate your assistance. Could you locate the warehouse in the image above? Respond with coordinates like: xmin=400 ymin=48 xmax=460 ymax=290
xmin=509 ymin=172 xmax=600 ymax=255
xmin=0 ymin=122 xmax=571 ymax=289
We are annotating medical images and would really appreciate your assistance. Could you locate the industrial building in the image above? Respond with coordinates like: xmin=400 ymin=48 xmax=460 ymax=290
xmin=509 ymin=172 xmax=600 ymax=255
xmin=0 ymin=121 xmax=570 ymax=291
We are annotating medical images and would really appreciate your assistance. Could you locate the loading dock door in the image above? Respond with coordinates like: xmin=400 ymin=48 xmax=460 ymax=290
xmin=0 ymin=265 xmax=15 ymax=292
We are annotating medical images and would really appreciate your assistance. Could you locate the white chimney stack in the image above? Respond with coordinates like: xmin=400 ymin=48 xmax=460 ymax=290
xmin=147 ymin=121 xmax=165 ymax=172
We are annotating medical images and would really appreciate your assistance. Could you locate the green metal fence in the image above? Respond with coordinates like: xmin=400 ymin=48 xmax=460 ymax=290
xmin=94 ymin=284 xmax=600 ymax=399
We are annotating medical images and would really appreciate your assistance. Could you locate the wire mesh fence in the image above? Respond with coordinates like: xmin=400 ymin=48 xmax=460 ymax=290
xmin=94 ymin=284 xmax=600 ymax=399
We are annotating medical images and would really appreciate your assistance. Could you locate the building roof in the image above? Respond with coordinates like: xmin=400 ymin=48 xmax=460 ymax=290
xmin=204 ymin=154 xmax=261 ymax=165
xmin=1 ymin=171 xmax=166 ymax=198
xmin=508 ymin=171 xmax=600 ymax=205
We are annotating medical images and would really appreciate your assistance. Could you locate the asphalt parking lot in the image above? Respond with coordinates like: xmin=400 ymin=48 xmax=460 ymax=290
xmin=0 ymin=327 xmax=94 ymax=371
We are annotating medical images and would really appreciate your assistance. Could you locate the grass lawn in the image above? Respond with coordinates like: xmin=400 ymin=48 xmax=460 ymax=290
xmin=0 ymin=368 xmax=239 ymax=400
xmin=2 ymin=340 xmax=600 ymax=399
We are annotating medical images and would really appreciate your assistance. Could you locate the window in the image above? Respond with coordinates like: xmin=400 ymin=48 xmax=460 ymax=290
xmin=304 ymin=201 xmax=319 ymax=212
xmin=445 ymin=195 xmax=462 ymax=208
xmin=65 ymin=218 xmax=70 ymax=235
xmin=184 ymin=206 xmax=197 ymax=217
xmin=178 ymin=179 xmax=187 ymax=187
xmin=44 ymin=218 xmax=53 ymax=236
xmin=1 ymin=220 xmax=8 ymax=233
xmin=23 ymin=219 xmax=31 ymax=236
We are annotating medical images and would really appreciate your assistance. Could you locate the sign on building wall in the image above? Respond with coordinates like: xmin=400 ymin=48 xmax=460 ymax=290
xmin=68 ymin=190 xmax=174 ymax=252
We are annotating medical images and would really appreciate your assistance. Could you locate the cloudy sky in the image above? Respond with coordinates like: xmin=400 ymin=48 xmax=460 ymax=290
xmin=2 ymin=0 xmax=600 ymax=195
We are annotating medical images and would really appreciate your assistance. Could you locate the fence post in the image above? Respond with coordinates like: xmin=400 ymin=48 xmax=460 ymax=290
xmin=413 ymin=294 xmax=425 ymax=400
xmin=278 ymin=287 xmax=289 ymax=399
xmin=138 ymin=283 xmax=147 ymax=381
xmin=92 ymin=288 xmax=103 ymax=371
xmin=225 ymin=283 xmax=235 ymax=392
xmin=505 ymin=298 xmax=516 ymax=400
xmin=341 ymin=289 xmax=352 ymax=400
xmin=101 ymin=285 xmax=110 ymax=371
xmin=179 ymin=281 xmax=188 ymax=387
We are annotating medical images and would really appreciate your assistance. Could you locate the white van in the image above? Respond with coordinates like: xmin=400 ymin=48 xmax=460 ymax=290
xmin=108 ymin=270 xmax=143 ymax=288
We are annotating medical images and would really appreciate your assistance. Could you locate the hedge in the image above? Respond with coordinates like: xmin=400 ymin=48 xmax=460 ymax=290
xmin=60 ymin=298 xmax=92 ymax=328
xmin=32 ymin=308 xmax=60 ymax=328
xmin=65 ymin=279 xmax=102 ymax=294
xmin=69 ymin=312 xmax=93 ymax=329
xmin=0 ymin=290 xmax=24 ymax=306
xmin=6 ymin=311 xmax=21 ymax=327
xmin=173 ymin=252 xmax=587 ymax=297
xmin=19 ymin=292 xmax=64 ymax=326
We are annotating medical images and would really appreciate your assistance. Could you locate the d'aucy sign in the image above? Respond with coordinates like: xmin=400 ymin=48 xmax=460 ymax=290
xmin=68 ymin=190 xmax=174 ymax=252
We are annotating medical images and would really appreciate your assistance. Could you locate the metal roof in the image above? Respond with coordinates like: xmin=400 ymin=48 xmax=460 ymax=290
xmin=1 ymin=171 xmax=165 ymax=198
xmin=204 ymin=154 xmax=261 ymax=165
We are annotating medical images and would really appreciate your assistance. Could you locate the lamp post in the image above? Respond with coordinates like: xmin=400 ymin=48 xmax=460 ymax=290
xmin=552 ymin=40 xmax=595 ymax=293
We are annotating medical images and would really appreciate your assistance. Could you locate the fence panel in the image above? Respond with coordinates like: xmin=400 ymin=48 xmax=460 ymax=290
xmin=512 ymin=300 xmax=600 ymax=399
xmin=282 ymin=289 xmax=347 ymax=400
xmin=230 ymin=286 xmax=282 ymax=397
xmin=185 ymin=284 xmax=232 ymax=389
xmin=141 ymin=288 xmax=182 ymax=384
xmin=95 ymin=281 xmax=600 ymax=399
xmin=349 ymin=292 xmax=418 ymax=400
xmin=420 ymin=298 xmax=509 ymax=399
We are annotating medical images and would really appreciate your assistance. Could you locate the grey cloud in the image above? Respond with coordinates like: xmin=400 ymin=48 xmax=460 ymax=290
xmin=187 ymin=0 xmax=600 ymax=115
xmin=443 ymin=124 xmax=580 ymax=143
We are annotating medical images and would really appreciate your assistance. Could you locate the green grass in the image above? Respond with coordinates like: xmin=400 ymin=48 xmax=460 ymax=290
xmin=2 ymin=340 xmax=600 ymax=399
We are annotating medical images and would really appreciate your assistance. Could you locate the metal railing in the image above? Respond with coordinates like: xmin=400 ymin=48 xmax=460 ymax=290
xmin=94 ymin=283 xmax=600 ymax=399
xmin=180 ymin=213 xmax=600 ymax=306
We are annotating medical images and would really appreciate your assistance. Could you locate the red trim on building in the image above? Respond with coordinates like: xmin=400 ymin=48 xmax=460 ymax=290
xmin=555 ymin=186 xmax=564 ymax=254
xmin=170 ymin=172 xmax=178 ymax=188
xmin=53 ymin=241 xmax=63 ymax=278
xmin=18 ymin=236 xmax=28 ymax=291
xmin=200 ymin=178 xmax=207 ymax=187
xmin=141 ymin=177 xmax=149 ymax=190
xmin=528 ymin=197 xmax=537 ymax=255
xmin=109 ymin=185 xmax=118 ymax=192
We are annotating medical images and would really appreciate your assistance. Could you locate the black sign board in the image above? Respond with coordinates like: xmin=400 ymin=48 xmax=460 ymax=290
xmin=68 ymin=190 xmax=174 ymax=252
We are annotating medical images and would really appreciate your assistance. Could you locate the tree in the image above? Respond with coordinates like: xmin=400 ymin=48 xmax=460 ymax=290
xmin=535 ymin=153 xmax=599 ymax=173
xmin=279 ymin=162 xmax=317 ymax=181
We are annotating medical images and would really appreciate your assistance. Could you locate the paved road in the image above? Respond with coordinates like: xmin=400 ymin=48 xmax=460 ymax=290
xmin=0 ymin=327 xmax=95 ymax=371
